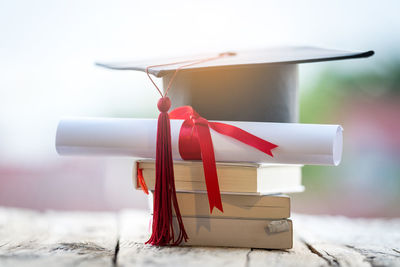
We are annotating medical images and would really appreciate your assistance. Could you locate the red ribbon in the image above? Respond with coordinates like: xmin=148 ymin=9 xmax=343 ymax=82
xmin=169 ymin=106 xmax=278 ymax=213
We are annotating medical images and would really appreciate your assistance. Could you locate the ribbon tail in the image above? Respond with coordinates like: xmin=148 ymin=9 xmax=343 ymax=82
xmin=195 ymin=122 xmax=223 ymax=213
xmin=209 ymin=122 xmax=278 ymax=157
xmin=137 ymin=163 xmax=149 ymax=195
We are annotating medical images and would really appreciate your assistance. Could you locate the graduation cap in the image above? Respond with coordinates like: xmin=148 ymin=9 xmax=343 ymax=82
xmin=97 ymin=46 xmax=373 ymax=123
xmin=96 ymin=46 xmax=373 ymax=246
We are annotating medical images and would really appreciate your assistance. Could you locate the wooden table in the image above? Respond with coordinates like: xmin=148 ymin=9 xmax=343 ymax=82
xmin=0 ymin=207 xmax=399 ymax=266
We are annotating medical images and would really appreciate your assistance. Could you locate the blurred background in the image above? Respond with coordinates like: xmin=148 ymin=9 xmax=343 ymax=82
xmin=0 ymin=0 xmax=399 ymax=217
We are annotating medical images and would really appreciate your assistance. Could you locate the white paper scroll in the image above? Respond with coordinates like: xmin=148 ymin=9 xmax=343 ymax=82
xmin=56 ymin=118 xmax=343 ymax=166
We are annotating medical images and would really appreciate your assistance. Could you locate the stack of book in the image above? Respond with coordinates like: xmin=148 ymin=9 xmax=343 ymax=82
xmin=54 ymin=47 xmax=365 ymax=249
xmin=135 ymin=160 xmax=304 ymax=249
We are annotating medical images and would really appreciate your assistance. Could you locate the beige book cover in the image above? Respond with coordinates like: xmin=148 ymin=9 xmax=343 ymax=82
xmin=135 ymin=160 xmax=303 ymax=194
xmin=175 ymin=217 xmax=293 ymax=249
xmin=174 ymin=192 xmax=290 ymax=219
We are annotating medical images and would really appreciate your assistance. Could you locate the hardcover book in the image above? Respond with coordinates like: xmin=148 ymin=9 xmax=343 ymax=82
xmin=148 ymin=192 xmax=290 ymax=219
xmin=136 ymin=160 xmax=304 ymax=194
xmin=173 ymin=217 xmax=293 ymax=249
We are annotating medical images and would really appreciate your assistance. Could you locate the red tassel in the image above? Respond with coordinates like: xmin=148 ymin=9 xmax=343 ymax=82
xmin=146 ymin=97 xmax=188 ymax=246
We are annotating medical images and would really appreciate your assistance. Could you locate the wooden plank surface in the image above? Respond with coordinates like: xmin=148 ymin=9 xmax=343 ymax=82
xmin=0 ymin=208 xmax=118 ymax=267
xmin=1 ymin=207 xmax=399 ymax=267
xmin=117 ymin=210 xmax=250 ymax=267
xmin=294 ymin=214 xmax=400 ymax=267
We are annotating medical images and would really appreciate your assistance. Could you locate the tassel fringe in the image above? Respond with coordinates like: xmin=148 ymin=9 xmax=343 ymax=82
xmin=146 ymin=97 xmax=188 ymax=246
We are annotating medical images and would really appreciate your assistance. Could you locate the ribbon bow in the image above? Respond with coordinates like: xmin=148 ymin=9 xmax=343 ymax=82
xmin=169 ymin=106 xmax=278 ymax=213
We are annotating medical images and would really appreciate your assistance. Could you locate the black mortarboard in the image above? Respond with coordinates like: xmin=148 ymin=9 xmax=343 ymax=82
xmin=97 ymin=46 xmax=373 ymax=122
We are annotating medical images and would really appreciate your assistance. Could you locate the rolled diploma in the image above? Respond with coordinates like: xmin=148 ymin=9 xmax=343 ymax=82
xmin=56 ymin=118 xmax=343 ymax=166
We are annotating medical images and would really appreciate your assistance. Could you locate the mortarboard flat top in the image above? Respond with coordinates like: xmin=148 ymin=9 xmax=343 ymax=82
xmin=96 ymin=46 xmax=374 ymax=77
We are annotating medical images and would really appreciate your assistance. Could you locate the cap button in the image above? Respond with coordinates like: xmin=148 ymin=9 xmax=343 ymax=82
xmin=157 ymin=97 xmax=171 ymax=112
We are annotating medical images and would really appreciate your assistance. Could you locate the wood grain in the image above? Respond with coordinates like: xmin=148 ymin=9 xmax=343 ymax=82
xmin=1 ymin=208 xmax=399 ymax=267
xmin=0 ymin=208 xmax=118 ymax=267
xmin=116 ymin=210 xmax=250 ymax=267
xmin=293 ymin=214 xmax=400 ymax=267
